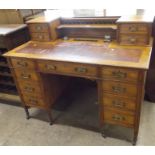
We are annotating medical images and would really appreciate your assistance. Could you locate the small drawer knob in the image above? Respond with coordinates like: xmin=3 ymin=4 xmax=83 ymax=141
xmin=129 ymin=37 xmax=136 ymax=43
xmin=38 ymin=35 xmax=43 ymax=39
xmin=24 ymin=86 xmax=34 ymax=93
xmin=36 ymin=26 xmax=42 ymax=31
xmin=21 ymin=73 xmax=31 ymax=79
xmin=29 ymin=98 xmax=38 ymax=105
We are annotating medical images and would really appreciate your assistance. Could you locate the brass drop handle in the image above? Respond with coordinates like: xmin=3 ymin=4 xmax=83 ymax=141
xmin=24 ymin=86 xmax=34 ymax=92
xmin=17 ymin=61 xmax=28 ymax=67
xmin=29 ymin=98 xmax=38 ymax=104
xmin=46 ymin=64 xmax=57 ymax=70
xmin=35 ymin=26 xmax=42 ymax=31
xmin=21 ymin=73 xmax=31 ymax=79
xmin=112 ymin=100 xmax=125 ymax=108
xmin=129 ymin=26 xmax=138 ymax=32
xmin=112 ymin=71 xmax=127 ymax=79
xmin=75 ymin=67 xmax=87 ymax=73
xmin=38 ymin=35 xmax=44 ymax=39
xmin=129 ymin=37 xmax=137 ymax=43
xmin=112 ymin=85 xmax=126 ymax=93
xmin=112 ymin=114 xmax=125 ymax=121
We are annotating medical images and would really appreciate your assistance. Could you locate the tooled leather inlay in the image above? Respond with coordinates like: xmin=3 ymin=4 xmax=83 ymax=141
xmin=16 ymin=41 xmax=142 ymax=62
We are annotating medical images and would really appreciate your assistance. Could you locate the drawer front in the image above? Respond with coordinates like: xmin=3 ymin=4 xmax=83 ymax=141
xmin=102 ymin=94 xmax=136 ymax=111
xmin=14 ymin=69 xmax=39 ymax=81
xmin=11 ymin=58 xmax=35 ymax=69
xmin=38 ymin=61 xmax=97 ymax=77
xmin=31 ymin=33 xmax=51 ymax=41
xmin=23 ymin=95 xmax=45 ymax=107
xmin=28 ymin=23 xmax=49 ymax=33
xmin=102 ymin=81 xmax=137 ymax=97
xmin=101 ymin=67 xmax=139 ymax=83
xmin=104 ymin=108 xmax=134 ymax=127
xmin=18 ymin=81 xmax=42 ymax=95
xmin=119 ymin=34 xmax=148 ymax=45
xmin=119 ymin=24 xmax=148 ymax=33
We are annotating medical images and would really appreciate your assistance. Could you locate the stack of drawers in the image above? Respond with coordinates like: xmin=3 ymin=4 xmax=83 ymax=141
xmin=101 ymin=66 xmax=143 ymax=137
xmin=117 ymin=16 xmax=152 ymax=46
xmin=28 ymin=23 xmax=51 ymax=42
xmin=10 ymin=58 xmax=46 ymax=108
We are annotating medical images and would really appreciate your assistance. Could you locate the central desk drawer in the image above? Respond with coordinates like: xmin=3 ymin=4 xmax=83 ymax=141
xmin=18 ymin=81 xmax=42 ymax=95
xmin=11 ymin=58 xmax=35 ymax=69
xmin=104 ymin=108 xmax=134 ymax=128
xmin=101 ymin=67 xmax=139 ymax=83
xmin=28 ymin=23 xmax=49 ymax=33
xmin=38 ymin=61 xmax=97 ymax=77
xmin=102 ymin=81 xmax=137 ymax=97
xmin=14 ymin=69 xmax=40 ymax=81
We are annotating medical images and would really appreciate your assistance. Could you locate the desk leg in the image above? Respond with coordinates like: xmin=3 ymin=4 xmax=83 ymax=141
xmin=47 ymin=109 xmax=53 ymax=125
xmin=24 ymin=106 xmax=30 ymax=120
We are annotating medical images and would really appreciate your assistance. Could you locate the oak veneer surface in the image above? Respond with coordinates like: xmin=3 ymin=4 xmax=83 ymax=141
xmin=4 ymin=39 xmax=152 ymax=69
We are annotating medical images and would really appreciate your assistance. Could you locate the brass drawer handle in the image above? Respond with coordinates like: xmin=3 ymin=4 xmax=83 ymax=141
xmin=46 ymin=64 xmax=57 ymax=70
xmin=38 ymin=35 xmax=44 ymax=40
xmin=129 ymin=26 xmax=138 ymax=32
xmin=75 ymin=67 xmax=87 ymax=73
xmin=129 ymin=37 xmax=137 ymax=43
xmin=112 ymin=85 xmax=126 ymax=93
xmin=28 ymin=98 xmax=38 ymax=105
xmin=17 ymin=61 xmax=28 ymax=67
xmin=112 ymin=71 xmax=127 ymax=79
xmin=21 ymin=73 xmax=31 ymax=79
xmin=35 ymin=26 xmax=42 ymax=31
xmin=24 ymin=86 xmax=35 ymax=93
xmin=112 ymin=114 xmax=125 ymax=121
xmin=112 ymin=100 xmax=125 ymax=108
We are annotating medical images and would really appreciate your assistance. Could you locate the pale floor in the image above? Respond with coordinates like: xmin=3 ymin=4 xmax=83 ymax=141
xmin=0 ymin=84 xmax=155 ymax=146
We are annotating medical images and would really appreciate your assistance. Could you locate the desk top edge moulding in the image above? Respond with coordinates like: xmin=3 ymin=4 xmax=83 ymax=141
xmin=3 ymin=12 xmax=154 ymax=145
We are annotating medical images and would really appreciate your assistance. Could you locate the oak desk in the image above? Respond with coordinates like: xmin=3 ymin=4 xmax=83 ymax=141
xmin=3 ymin=39 xmax=152 ymax=145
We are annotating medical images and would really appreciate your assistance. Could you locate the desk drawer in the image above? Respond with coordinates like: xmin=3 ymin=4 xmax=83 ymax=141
xmin=102 ymin=81 xmax=137 ymax=97
xmin=104 ymin=108 xmax=134 ymax=127
xmin=38 ymin=61 xmax=97 ymax=77
xmin=31 ymin=33 xmax=51 ymax=41
xmin=119 ymin=34 xmax=148 ymax=45
xmin=119 ymin=24 xmax=148 ymax=34
xmin=102 ymin=94 xmax=136 ymax=111
xmin=18 ymin=81 xmax=42 ymax=95
xmin=101 ymin=67 xmax=139 ymax=83
xmin=11 ymin=58 xmax=35 ymax=69
xmin=14 ymin=69 xmax=40 ymax=81
xmin=28 ymin=23 xmax=49 ymax=33
xmin=23 ymin=95 xmax=45 ymax=107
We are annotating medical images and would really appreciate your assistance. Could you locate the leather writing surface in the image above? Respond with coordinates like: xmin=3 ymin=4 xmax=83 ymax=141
xmin=16 ymin=41 xmax=142 ymax=62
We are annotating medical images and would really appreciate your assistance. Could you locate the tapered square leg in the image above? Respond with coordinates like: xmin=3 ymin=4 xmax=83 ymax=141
xmin=47 ymin=109 xmax=53 ymax=125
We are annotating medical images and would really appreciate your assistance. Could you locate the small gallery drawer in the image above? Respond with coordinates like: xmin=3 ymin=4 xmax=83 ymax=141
xmin=23 ymin=95 xmax=45 ymax=107
xmin=11 ymin=58 xmax=35 ymax=69
xmin=18 ymin=81 xmax=42 ymax=95
xmin=102 ymin=94 xmax=136 ymax=111
xmin=104 ymin=108 xmax=134 ymax=127
xmin=101 ymin=67 xmax=139 ymax=83
xmin=102 ymin=81 xmax=137 ymax=98
xmin=38 ymin=61 xmax=97 ymax=77
xmin=28 ymin=23 xmax=49 ymax=33
xmin=119 ymin=34 xmax=148 ymax=45
xmin=14 ymin=69 xmax=40 ymax=81
xmin=119 ymin=24 xmax=148 ymax=33
xmin=31 ymin=33 xmax=51 ymax=42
